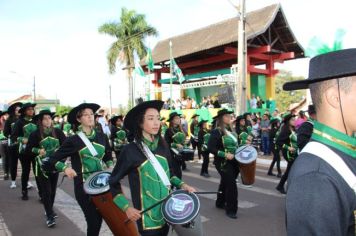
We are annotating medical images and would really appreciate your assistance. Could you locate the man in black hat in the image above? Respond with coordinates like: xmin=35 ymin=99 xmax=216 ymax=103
xmin=283 ymin=49 xmax=356 ymax=235
xmin=296 ymin=104 xmax=317 ymax=150
xmin=3 ymin=102 xmax=22 ymax=187
xmin=11 ymin=102 xmax=39 ymax=200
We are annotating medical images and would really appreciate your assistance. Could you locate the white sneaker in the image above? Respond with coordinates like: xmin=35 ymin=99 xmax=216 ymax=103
xmin=10 ymin=182 xmax=16 ymax=189
xmin=198 ymin=160 xmax=203 ymax=164
xmin=27 ymin=182 xmax=34 ymax=189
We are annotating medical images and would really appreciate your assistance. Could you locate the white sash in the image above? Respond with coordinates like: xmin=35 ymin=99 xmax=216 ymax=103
xmin=141 ymin=142 xmax=171 ymax=188
xmin=301 ymin=141 xmax=356 ymax=194
xmin=226 ymin=130 xmax=237 ymax=144
xmin=77 ymin=131 xmax=98 ymax=157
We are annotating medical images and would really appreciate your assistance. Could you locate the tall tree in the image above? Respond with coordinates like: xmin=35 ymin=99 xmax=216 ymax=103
xmin=98 ymin=8 xmax=158 ymax=106
xmin=275 ymin=70 xmax=307 ymax=112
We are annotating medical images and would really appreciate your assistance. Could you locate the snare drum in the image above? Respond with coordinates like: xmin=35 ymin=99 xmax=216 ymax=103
xmin=83 ymin=171 xmax=139 ymax=236
xmin=162 ymin=190 xmax=203 ymax=236
xmin=180 ymin=148 xmax=195 ymax=161
xmin=235 ymin=145 xmax=258 ymax=185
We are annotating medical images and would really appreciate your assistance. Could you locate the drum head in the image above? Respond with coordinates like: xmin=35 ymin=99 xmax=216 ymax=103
xmin=162 ymin=190 xmax=200 ymax=225
xmin=83 ymin=171 xmax=111 ymax=195
xmin=235 ymin=145 xmax=257 ymax=164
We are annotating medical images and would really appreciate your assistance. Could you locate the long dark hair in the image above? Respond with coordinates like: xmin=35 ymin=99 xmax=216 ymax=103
xmin=37 ymin=115 xmax=57 ymax=140
xmin=216 ymin=116 xmax=229 ymax=135
xmin=132 ymin=109 xmax=169 ymax=151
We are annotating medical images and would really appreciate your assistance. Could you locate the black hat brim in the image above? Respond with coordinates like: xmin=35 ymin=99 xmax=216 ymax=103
xmin=283 ymin=48 xmax=356 ymax=91
xmin=213 ymin=110 xmax=233 ymax=120
xmin=167 ymin=112 xmax=182 ymax=122
xmin=124 ymin=100 xmax=164 ymax=132
xmin=7 ymin=102 xmax=23 ymax=114
xmin=19 ymin=103 xmax=36 ymax=114
xmin=68 ymin=103 xmax=100 ymax=125
xmin=33 ymin=111 xmax=56 ymax=123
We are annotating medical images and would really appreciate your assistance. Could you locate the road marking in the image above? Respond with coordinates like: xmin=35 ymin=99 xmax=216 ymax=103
xmin=182 ymin=171 xmax=284 ymax=198
xmin=0 ymin=213 xmax=12 ymax=236
xmin=55 ymin=188 xmax=112 ymax=236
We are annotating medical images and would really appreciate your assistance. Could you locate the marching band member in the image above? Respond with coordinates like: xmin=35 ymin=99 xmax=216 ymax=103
xmin=275 ymin=113 xmax=297 ymax=194
xmin=208 ymin=109 xmax=239 ymax=219
xmin=25 ymin=109 xmax=66 ymax=227
xmin=11 ymin=102 xmax=39 ymax=200
xmin=164 ymin=112 xmax=187 ymax=178
xmin=42 ymin=103 xmax=113 ymax=235
xmin=110 ymin=115 xmax=127 ymax=160
xmin=109 ymin=100 xmax=195 ymax=236
xmin=189 ymin=114 xmax=201 ymax=162
xmin=3 ymin=102 xmax=22 ymax=188
xmin=198 ymin=120 xmax=210 ymax=177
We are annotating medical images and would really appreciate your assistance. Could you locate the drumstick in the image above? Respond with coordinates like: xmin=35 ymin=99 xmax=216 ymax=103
xmin=124 ymin=192 xmax=173 ymax=224
xmin=194 ymin=191 xmax=222 ymax=195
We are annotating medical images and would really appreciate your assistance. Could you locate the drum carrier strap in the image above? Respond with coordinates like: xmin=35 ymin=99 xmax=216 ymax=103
xmin=139 ymin=141 xmax=171 ymax=188
xmin=301 ymin=141 xmax=356 ymax=194
xmin=78 ymin=131 xmax=98 ymax=156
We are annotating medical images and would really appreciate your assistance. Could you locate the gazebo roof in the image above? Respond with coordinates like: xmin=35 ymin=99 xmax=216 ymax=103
xmin=151 ymin=4 xmax=304 ymax=64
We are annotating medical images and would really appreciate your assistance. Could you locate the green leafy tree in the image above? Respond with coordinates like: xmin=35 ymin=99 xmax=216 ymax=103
xmin=98 ymin=8 xmax=158 ymax=107
xmin=55 ymin=105 xmax=72 ymax=116
xmin=275 ymin=70 xmax=307 ymax=112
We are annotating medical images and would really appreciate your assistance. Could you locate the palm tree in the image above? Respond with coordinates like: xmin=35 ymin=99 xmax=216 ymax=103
xmin=98 ymin=7 xmax=158 ymax=106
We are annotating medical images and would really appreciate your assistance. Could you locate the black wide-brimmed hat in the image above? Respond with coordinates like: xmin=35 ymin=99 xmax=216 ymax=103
xmin=124 ymin=100 xmax=164 ymax=132
xmin=236 ymin=115 xmax=245 ymax=124
xmin=283 ymin=113 xmax=296 ymax=123
xmin=33 ymin=109 xmax=55 ymax=122
xmin=68 ymin=103 xmax=100 ymax=125
xmin=167 ymin=112 xmax=181 ymax=122
xmin=212 ymin=108 xmax=234 ymax=120
xmin=7 ymin=102 xmax=23 ymax=114
xmin=198 ymin=119 xmax=208 ymax=127
xmin=19 ymin=102 xmax=36 ymax=114
xmin=283 ymin=48 xmax=356 ymax=91
xmin=191 ymin=114 xmax=200 ymax=119
xmin=110 ymin=115 xmax=124 ymax=125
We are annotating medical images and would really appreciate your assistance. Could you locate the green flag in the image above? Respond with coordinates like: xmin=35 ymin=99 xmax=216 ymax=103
xmin=134 ymin=61 xmax=145 ymax=78
xmin=171 ymin=58 xmax=185 ymax=84
xmin=146 ymin=48 xmax=154 ymax=71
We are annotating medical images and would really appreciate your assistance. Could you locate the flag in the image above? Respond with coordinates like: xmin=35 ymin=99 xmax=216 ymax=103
xmin=171 ymin=58 xmax=185 ymax=83
xmin=134 ymin=61 xmax=146 ymax=79
xmin=146 ymin=48 xmax=154 ymax=71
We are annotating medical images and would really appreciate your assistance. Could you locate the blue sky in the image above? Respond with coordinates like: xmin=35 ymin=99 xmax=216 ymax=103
xmin=1 ymin=0 xmax=356 ymax=107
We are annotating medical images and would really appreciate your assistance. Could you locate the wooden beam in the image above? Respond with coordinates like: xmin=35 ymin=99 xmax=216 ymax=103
xmin=224 ymin=47 xmax=238 ymax=55
xmin=249 ymin=45 xmax=271 ymax=54
xmin=178 ymin=54 xmax=236 ymax=69
xmin=248 ymin=65 xmax=269 ymax=75
xmin=272 ymin=52 xmax=295 ymax=62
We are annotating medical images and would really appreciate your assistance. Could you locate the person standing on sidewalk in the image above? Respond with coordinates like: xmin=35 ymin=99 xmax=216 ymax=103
xmin=0 ymin=110 xmax=10 ymax=180
xmin=3 ymin=102 xmax=22 ymax=188
xmin=25 ymin=109 xmax=66 ymax=227
xmin=11 ymin=102 xmax=40 ymax=200
xmin=260 ymin=113 xmax=271 ymax=155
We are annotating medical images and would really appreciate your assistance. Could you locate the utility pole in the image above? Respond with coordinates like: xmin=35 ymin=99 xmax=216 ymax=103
xmin=236 ymin=0 xmax=247 ymax=115
xmin=33 ymin=76 xmax=36 ymax=102
xmin=109 ymin=85 xmax=113 ymax=116
xmin=169 ymin=40 xmax=173 ymax=110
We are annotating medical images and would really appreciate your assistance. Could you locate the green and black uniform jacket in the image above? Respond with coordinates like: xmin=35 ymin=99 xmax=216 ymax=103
xmin=109 ymin=137 xmax=183 ymax=233
xmin=47 ymin=129 xmax=113 ymax=186
xmin=25 ymin=128 xmax=66 ymax=176
xmin=11 ymin=116 xmax=37 ymax=153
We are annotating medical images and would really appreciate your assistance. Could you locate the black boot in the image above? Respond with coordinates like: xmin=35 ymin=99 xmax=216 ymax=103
xmin=22 ymin=190 xmax=28 ymax=200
